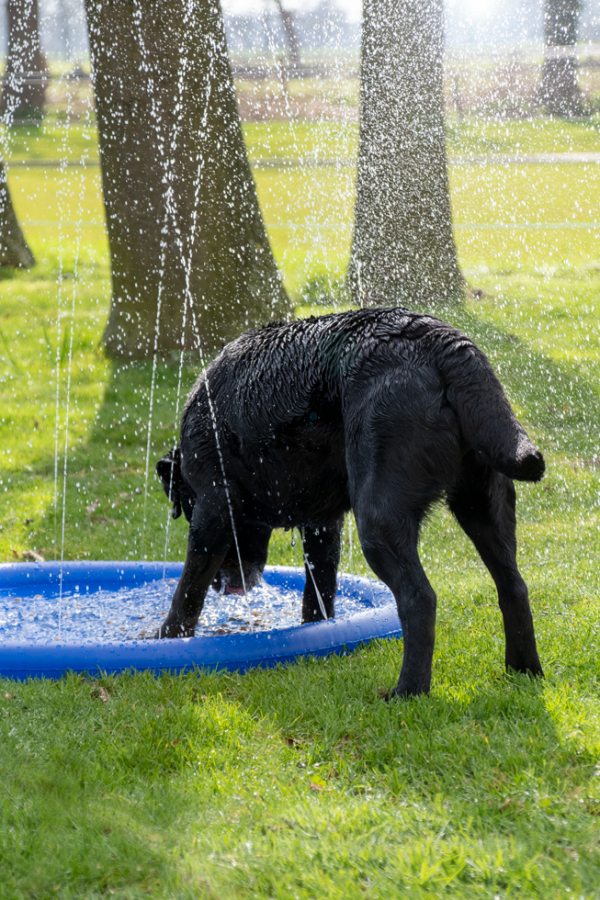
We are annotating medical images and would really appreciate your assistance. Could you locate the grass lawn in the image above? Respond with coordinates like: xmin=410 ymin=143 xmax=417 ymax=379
xmin=1 ymin=113 xmax=600 ymax=898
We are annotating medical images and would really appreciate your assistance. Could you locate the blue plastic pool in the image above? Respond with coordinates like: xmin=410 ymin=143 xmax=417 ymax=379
xmin=0 ymin=562 xmax=402 ymax=680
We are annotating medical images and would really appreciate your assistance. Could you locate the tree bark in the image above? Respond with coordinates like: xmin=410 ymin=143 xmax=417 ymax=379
xmin=541 ymin=0 xmax=582 ymax=117
xmin=348 ymin=0 xmax=462 ymax=306
xmin=0 ymin=159 xmax=35 ymax=267
xmin=84 ymin=0 xmax=291 ymax=360
xmin=0 ymin=0 xmax=47 ymax=119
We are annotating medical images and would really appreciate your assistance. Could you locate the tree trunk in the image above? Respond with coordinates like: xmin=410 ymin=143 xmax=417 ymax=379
xmin=273 ymin=0 xmax=301 ymax=67
xmin=84 ymin=0 xmax=291 ymax=360
xmin=0 ymin=159 xmax=35 ymax=267
xmin=0 ymin=0 xmax=47 ymax=119
xmin=348 ymin=0 xmax=462 ymax=306
xmin=541 ymin=0 xmax=582 ymax=117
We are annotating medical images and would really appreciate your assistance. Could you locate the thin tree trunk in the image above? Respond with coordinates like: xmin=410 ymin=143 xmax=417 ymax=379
xmin=84 ymin=0 xmax=291 ymax=360
xmin=541 ymin=0 xmax=582 ymax=117
xmin=273 ymin=0 xmax=301 ymax=67
xmin=348 ymin=0 xmax=462 ymax=306
xmin=0 ymin=158 xmax=35 ymax=267
xmin=0 ymin=0 xmax=47 ymax=119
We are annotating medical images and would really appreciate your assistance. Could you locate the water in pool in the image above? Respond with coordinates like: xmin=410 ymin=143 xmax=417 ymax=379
xmin=0 ymin=577 xmax=389 ymax=644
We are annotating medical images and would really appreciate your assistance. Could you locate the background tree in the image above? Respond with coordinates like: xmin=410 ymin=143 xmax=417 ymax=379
xmin=0 ymin=0 xmax=47 ymax=119
xmin=272 ymin=0 xmax=301 ymax=67
xmin=84 ymin=0 xmax=291 ymax=360
xmin=541 ymin=0 xmax=582 ymax=116
xmin=347 ymin=0 xmax=462 ymax=306
xmin=0 ymin=158 xmax=35 ymax=267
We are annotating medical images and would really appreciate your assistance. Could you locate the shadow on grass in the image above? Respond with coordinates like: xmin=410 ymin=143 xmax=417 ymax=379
xmin=215 ymin=637 xmax=596 ymax=826
xmin=71 ymin=355 xmax=203 ymax=560
xmin=0 ymin=354 xmax=201 ymax=562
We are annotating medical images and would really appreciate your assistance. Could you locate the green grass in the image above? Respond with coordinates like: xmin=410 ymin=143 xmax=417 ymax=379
xmin=446 ymin=115 xmax=600 ymax=155
xmin=2 ymin=114 xmax=600 ymax=897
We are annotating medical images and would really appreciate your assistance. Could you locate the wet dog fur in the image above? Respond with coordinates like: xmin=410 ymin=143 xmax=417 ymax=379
xmin=156 ymin=307 xmax=545 ymax=698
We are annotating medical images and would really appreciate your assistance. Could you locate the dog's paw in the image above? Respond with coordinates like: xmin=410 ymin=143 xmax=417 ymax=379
xmin=152 ymin=621 xmax=196 ymax=639
xmin=382 ymin=688 xmax=401 ymax=702
xmin=383 ymin=684 xmax=429 ymax=701
xmin=505 ymin=662 xmax=544 ymax=679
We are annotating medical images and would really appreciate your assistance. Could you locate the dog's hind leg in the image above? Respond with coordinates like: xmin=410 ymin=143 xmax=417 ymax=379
xmin=447 ymin=452 xmax=543 ymax=678
xmin=354 ymin=503 xmax=437 ymax=698
xmin=345 ymin=376 xmax=453 ymax=697
xmin=301 ymin=517 xmax=343 ymax=623
xmin=157 ymin=503 xmax=230 ymax=638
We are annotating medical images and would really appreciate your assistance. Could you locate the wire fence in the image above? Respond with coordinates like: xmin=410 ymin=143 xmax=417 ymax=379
xmin=19 ymin=220 xmax=600 ymax=231
xmin=7 ymin=153 xmax=600 ymax=169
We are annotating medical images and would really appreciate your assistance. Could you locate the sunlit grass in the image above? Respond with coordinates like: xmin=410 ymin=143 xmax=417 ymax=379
xmin=2 ymin=114 xmax=600 ymax=897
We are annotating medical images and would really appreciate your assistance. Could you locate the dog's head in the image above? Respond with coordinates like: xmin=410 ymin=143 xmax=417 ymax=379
xmin=212 ymin=556 xmax=265 ymax=595
xmin=156 ymin=448 xmax=195 ymax=522
xmin=157 ymin=452 xmax=271 ymax=595
xmin=213 ymin=521 xmax=272 ymax=596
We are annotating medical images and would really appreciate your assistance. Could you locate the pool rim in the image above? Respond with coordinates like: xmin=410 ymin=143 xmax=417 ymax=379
xmin=0 ymin=561 xmax=402 ymax=681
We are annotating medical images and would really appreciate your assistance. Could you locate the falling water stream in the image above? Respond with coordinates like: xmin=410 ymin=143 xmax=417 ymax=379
xmin=140 ymin=0 xmax=255 ymax=633
xmin=55 ymin=60 xmax=92 ymax=638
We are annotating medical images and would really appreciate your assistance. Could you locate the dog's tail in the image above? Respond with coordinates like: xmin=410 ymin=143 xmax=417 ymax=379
xmin=437 ymin=333 xmax=545 ymax=482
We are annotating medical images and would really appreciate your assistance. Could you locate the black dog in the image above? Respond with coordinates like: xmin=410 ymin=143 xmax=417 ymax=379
xmin=156 ymin=307 xmax=545 ymax=698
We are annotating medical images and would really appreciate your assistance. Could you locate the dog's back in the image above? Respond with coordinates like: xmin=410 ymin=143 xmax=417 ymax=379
xmin=181 ymin=307 xmax=543 ymax=488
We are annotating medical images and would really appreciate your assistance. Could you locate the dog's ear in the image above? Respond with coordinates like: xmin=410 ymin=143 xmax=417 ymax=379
xmin=156 ymin=448 xmax=183 ymax=519
xmin=156 ymin=449 xmax=181 ymax=500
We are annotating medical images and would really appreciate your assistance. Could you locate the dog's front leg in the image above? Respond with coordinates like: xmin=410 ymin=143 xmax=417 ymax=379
xmin=301 ymin=518 xmax=343 ymax=622
xmin=157 ymin=506 xmax=229 ymax=638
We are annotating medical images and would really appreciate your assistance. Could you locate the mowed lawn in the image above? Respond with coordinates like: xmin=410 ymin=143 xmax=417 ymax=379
xmin=1 ymin=113 xmax=600 ymax=898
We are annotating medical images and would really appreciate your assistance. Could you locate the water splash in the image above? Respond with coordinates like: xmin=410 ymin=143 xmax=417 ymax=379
xmin=0 ymin=574 xmax=392 ymax=645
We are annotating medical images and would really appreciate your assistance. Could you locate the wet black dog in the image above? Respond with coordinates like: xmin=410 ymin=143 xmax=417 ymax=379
xmin=156 ymin=307 xmax=545 ymax=698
